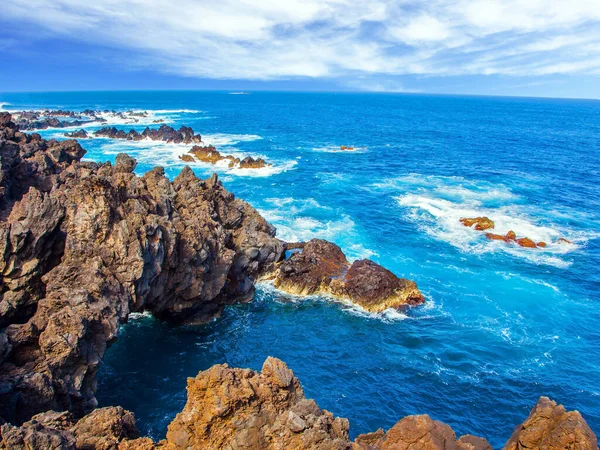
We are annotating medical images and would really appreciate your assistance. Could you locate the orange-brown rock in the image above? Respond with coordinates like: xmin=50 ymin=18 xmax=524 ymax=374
xmin=340 ymin=145 xmax=355 ymax=151
xmin=162 ymin=357 xmax=351 ymax=450
xmin=353 ymin=415 xmax=492 ymax=450
xmin=188 ymin=145 xmax=224 ymax=164
xmin=268 ymin=239 xmax=424 ymax=312
xmin=178 ymin=154 xmax=195 ymax=163
xmin=486 ymin=233 xmax=508 ymax=242
xmin=460 ymin=217 xmax=495 ymax=231
xmin=516 ymin=237 xmax=537 ymax=248
xmin=503 ymin=397 xmax=597 ymax=450
xmin=558 ymin=238 xmax=573 ymax=244
xmin=239 ymin=156 xmax=270 ymax=169
xmin=537 ymin=241 xmax=547 ymax=247
xmin=0 ymin=406 xmax=138 ymax=450
xmin=506 ymin=230 xmax=516 ymax=241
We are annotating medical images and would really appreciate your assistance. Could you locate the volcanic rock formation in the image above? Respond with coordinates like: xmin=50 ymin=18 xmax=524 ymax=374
xmin=95 ymin=124 xmax=202 ymax=145
xmin=185 ymin=145 xmax=270 ymax=169
xmin=267 ymin=239 xmax=425 ymax=312
xmin=0 ymin=112 xmax=283 ymax=423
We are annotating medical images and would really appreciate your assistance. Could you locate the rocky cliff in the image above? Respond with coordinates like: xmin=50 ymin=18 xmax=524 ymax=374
xmin=0 ymin=112 xmax=284 ymax=423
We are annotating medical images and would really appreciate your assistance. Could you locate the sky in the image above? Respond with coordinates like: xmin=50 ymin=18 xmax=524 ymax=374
xmin=1 ymin=0 xmax=600 ymax=98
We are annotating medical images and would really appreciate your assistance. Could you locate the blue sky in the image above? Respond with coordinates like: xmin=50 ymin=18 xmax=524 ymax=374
xmin=1 ymin=0 xmax=600 ymax=98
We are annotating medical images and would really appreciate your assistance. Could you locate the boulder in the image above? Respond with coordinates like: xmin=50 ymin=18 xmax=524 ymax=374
xmin=460 ymin=217 xmax=495 ymax=231
xmin=162 ymin=357 xmax=351 ymax=450
xmin=515 ymin=237 xmax=537 ymax=248
xmin=503 ymin=397 xmax=597 ymax=450
xmin=353 ymin=415 xmax=492 ymax=450
xmin=270 ymin=239 xmax=424 ymax=312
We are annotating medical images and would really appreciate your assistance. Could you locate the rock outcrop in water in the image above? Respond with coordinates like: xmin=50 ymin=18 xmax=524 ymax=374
xmin=267 ymin=239 xmax=425 ymax=312
xmin=0 ymin=112 xmax=284 ymax=423
xmin=186 ymin=145 xmax=270 ymax=169
xmin=95 ymin=124 xmax=202 ymax=145
xmin=64 ymin=129 xmax=89 ymax=139
xmin=460 ymin=217 xmax=495 ymax=231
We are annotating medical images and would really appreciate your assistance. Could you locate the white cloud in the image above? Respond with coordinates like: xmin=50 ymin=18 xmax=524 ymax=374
xmin=2 ymin=0 xmax=600 ymax=80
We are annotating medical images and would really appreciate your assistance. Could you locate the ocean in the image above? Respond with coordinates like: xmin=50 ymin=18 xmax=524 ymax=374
xmin=1 ymin=91 xmax=599 ymax=448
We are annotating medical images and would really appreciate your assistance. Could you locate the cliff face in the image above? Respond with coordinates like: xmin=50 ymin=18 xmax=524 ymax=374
xmin=0 ymin=112 xmax=284 ymax=423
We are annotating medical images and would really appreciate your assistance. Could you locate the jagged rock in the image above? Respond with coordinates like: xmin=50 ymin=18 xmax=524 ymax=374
xmin=460 ymin=217 xmax=495 ymax=231
xmin=269 ymin=239 xmax=424 ymax=312
xmin=178 ymin=154 xmax=195 ymax=163
xmin=239 ymin=156 xmax=270 ymax=169
xmin=558 ymin=238 xmax=572 ymax=244
xmin=71 ymin=406 xmax=138 ymax=449
xmin=188 ymin=146 xmax=270 ymax=169
xmin=353 ymin=415 xmax=492 ymax=450
xmin=503 ymin=397 xmax=597 ymax=450
xmin=64 ymin=129 xmax=89 ymax=139
xmin=0 ymin=113 xmax=284 ymax=423
xmin=162 ymin=357 xmax=351 ymax=450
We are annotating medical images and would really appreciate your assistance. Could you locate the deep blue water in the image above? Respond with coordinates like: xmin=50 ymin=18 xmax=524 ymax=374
xmin=2 ymin=91 xmax=600 ymax=448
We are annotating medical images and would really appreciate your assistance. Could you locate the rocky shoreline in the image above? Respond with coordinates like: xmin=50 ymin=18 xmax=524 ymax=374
xmin=0 ymin=112 xmax=597 ymax=449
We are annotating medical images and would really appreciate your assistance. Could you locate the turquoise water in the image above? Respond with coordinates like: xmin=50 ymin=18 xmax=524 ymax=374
xmin=1 ymin=91 xmax=599 ymax=448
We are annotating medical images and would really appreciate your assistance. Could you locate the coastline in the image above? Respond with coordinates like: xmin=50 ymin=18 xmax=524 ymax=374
xmin=0 ymin=101 xmax=598 ymax=449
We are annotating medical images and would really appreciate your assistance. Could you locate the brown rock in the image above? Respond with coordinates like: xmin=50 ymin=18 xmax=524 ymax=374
xmin=506 ymin=230 xmax=516 ymax=241
xmin=270 ymin=239 xmax=424 ymax=312
xmin=163 ymin=357 xmax=351 ymax=450
xmin=0 ymin=114 xmax=284 ymax=423
xmin=537 ymin=241 xmax=547 ymax=248
xmin=239 ymin=156 xmax=270 ymax=169
xmin=460 ymin=217 xmax=495 ymax=231
xmin=178 ymin=154 xmax=195 ymax=163
xmin=71 ymin=406 xmax=138 ymax=450
xmin=486 ymin=233 xmax=508 ymax=242
xmin=503 ymin=397 xmax=597 ymax=450
xmin=353 ymin=414 xmax=492 ymax=450
xmin=558 ymin=238 xmax=573 ymax=244
xmin=516 ymin=237 xmax=537 ymax=248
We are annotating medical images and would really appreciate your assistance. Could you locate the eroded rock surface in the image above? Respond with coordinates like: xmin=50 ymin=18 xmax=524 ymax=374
xmin=503 ymin=397 xmax=598 ymax=450
xmin=460 ymin=217 xmax=495 ymax=231
xmin=353 ymin=415 xmax=492 ymax=450
xmin=95 ymin=125 xmax=202 ymax=144
xmin=187 ymin=145 xmax=271 ymax=169
xmin=0 ymin=112 xmax=284 ymax=423
xmin=161 ymin=357 xmax=352 ymax=450
xmin=268 ymin=239 xmax=424 ymax=312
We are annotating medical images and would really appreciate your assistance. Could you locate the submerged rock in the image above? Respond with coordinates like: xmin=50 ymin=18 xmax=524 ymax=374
xmin=269 ymin=239 xmax=424 ymax=312
xmin=460 ymin=217 xmax=495 ymax=231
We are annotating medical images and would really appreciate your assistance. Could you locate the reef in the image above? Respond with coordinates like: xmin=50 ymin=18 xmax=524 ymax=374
xmin=0 ymin=112 xmax=596 ymax=449
xmin=95 ymin=125 xmax=202 ymax=145
xmin=265 ymin=239 xmax=425 ymax=312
